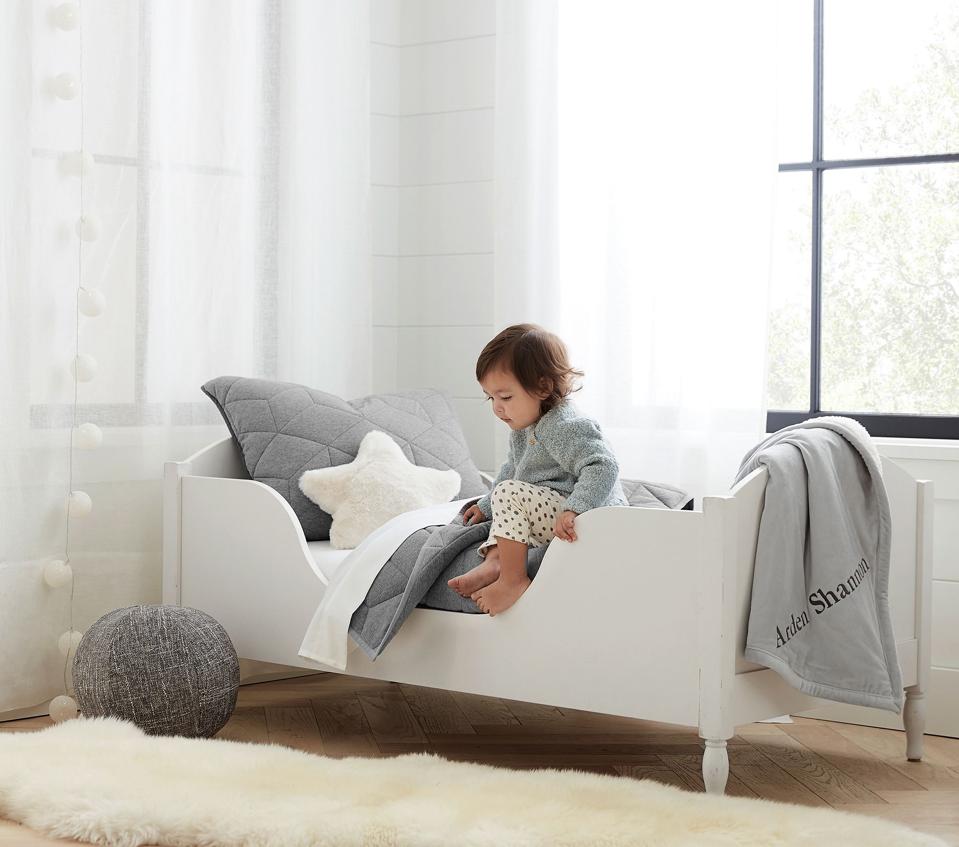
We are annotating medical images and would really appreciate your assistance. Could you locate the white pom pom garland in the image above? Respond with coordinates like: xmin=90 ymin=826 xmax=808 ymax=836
xmin=53 ymin=72 xmax=78 ymax=101
xmin=43 ymin=559 xmax=74 ymax=588
xmin=52 ymin=2 xmax=80 ymax=31
xmin=51 ymin=0 xmax=85 ymax=732
xmin=76 ymin=422 xmax=103 ymax=449
xmin=49 ymin=695 xmax=78 ymax=722
xmin=68 ymin=490 xmax=93 ymax=518
xmin=72 ymin=352 xmax=97 ymax=382
xmin=78 ymin=287 xmax=105 ymax=317
xmin=75 ymin=213 xmax=102 ymax=242
xmin=58 ymin=629 xmax=83 ymax=658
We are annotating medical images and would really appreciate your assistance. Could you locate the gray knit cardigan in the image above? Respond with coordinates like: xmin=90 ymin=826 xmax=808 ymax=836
xmin=475 ymin=398 xmax=628 ymax=517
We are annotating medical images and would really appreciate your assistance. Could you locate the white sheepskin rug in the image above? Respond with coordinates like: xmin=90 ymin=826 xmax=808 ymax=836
xmin=0 ymin=716 xmax=946 ymax=847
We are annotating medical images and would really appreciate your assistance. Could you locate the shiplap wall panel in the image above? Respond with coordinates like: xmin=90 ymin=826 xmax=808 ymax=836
xmin=399 ymin=110 xmax=494 ymax=185
xmin=371 ymin=114 xmax=400 ymax=185
xmin=932 ymin=580 xmax=959 ymax=670
xmin=395 ymin=254 xmax=493 ymax=326
xmin=807 ymin=445 xmax=959 ymax=736
xmin=393 ymin=0 xmax=495 ymax=45
xmin=397 ymin=183 xmax=494 ymax=256
xmin=397 ymin=37 xmax=495 ymax=116
xmin=371 ymin=328 xmax=398 ymax=395
xmin=370 ymin=42 xmax=400 ymax=115
xmin=371 ymin=186 xmax=399 ymax=256
xmin=396 ymin=326 xmax=493 ymax=397
xmin=933 ymin=499 xmax=959 ymax=582
xmin=372 ymin=257 xmax=400 ymax=326
xmin=453 ymin=398 xmax=495 ymax=472
xmin=370 ymin=0 xmax=497 ymax=471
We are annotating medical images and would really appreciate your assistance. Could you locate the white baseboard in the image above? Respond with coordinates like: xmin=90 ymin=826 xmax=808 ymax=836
xmin=0 ymin=659 xmax=325 ymax=724
xmin=0 ymin=702 xmax=53 ymax=723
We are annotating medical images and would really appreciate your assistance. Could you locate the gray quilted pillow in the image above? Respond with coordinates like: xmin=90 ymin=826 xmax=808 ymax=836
xmin=620 ymin=478 xmax=692 ymax=510
xmin=201 ymin=376 xmax=488 ymax=541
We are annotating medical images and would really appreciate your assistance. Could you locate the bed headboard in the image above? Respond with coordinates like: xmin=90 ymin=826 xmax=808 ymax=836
xmin=181 ymin=435 xmax=250 ymax=480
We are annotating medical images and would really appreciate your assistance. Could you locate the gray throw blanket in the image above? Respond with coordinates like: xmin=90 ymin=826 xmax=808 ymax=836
xmin=735 ymin=416 xmax=903 ymax=712
xmin=349 ymin=479 xmax=690 ymax=662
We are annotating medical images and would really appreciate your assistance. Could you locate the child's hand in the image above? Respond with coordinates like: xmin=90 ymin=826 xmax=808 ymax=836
xmin=553 ymin=510 xmax=578 ymax=542
xmin=462 ymin=504 xmax=486 ymax=525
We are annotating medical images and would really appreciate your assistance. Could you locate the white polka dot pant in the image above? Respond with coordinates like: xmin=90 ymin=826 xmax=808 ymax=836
xmin=478 ymin=480 xmax=566 ymax=557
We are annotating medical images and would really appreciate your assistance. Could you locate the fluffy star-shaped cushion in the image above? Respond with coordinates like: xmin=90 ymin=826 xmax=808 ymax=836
xmin=298 ymin=430 xmax=462 ymax=550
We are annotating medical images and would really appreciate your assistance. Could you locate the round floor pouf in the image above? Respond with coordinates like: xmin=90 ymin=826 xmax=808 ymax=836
xmin=73 ymin=604 xmax=240 ymax=738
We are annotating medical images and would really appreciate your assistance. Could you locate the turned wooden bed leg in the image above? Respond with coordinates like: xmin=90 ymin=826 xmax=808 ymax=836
xmin=903 ymin=478 xmax=933 ymax=765
xmin=904 ymin=685 xmax=926 ymax=762
xmin=703 ymin=739 xmax=729 ymax=795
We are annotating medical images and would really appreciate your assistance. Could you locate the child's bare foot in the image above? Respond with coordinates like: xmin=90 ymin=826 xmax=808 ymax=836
xmin=471 ymin=574 xmax=531 ymax=616
xmin=448 ymin=554 xmax=500 ymax=597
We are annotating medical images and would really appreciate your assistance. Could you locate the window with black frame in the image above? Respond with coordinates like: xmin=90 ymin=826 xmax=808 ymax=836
xmin=766 ymin=0 xmax=959 ymax=439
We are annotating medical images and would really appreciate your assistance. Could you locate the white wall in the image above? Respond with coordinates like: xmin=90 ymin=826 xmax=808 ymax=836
xmin=877 ymin=441 xmax=959 ymax=736
xmin=370 ymin=0 xmax=497 ymax=472
xmin=802 ymin=440 xmax=959 ymax=737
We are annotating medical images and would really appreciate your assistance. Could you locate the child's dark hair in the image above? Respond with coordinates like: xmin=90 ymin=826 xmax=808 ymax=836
xmin=476 ymin=323 xmax=584 ymax=414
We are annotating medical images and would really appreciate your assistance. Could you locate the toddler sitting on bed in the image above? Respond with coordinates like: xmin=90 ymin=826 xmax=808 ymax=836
xmin=448 ymin=323 xmax=628 ymax=616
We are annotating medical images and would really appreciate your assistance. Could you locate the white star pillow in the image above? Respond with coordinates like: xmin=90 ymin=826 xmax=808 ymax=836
xmin=298 ymin=430 xmax=462 ymax=550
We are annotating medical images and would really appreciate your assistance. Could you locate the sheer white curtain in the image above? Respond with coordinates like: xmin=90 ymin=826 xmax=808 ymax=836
xmin=496 ymin=0 xmax=778 ymax=501
xmin=0 ymin=0 xmax=370 ymax=717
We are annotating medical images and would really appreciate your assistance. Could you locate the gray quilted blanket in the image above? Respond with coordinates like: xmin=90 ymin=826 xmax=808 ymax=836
xmin=348 ymin=480 xmax=689 ymax=662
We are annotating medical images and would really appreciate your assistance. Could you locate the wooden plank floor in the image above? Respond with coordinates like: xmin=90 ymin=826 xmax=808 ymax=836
xmin=2 ymin=672 xmax=957 ymax=845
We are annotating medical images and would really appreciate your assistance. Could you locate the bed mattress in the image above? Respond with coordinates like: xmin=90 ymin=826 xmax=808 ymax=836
xmin=305 ymin=476 xmax=693 ymax=589
xmin=306 ymin=541 xmax=352 ymax=582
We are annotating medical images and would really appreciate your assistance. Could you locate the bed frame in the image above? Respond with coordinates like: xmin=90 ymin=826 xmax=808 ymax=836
xmin=163 ymin=436 xmax=933 ymax=794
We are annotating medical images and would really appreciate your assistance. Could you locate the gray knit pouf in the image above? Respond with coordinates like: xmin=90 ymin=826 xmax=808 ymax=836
xmin=73 ymin=605 xmax=240 ymax=738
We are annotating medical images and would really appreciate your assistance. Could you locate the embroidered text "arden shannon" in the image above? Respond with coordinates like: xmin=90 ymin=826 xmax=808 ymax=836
xmin=775 ymin=557 xmax=871 ymax=649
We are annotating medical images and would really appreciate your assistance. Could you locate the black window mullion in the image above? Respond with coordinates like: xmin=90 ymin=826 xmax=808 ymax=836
xmin=810 ymin=0 xmax=824 ymax=416
xmin=781 ymin=152 xmax=959 ymax=171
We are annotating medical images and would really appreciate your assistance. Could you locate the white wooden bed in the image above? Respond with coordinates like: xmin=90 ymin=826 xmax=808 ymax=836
xmin=162 ymin=436 xmax=933 ymax=794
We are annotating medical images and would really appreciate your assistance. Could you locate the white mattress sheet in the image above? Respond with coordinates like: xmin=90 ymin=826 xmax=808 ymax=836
xmin=299 ymin=498 xmax=473 ymax=670
xmin=306 ymin=541 xmax=352 ymax=583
